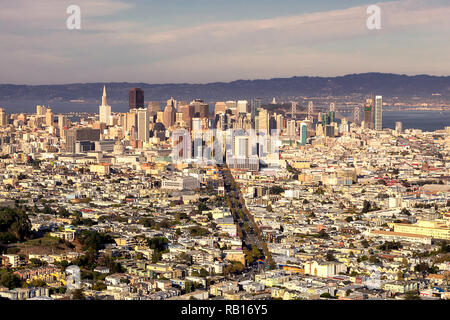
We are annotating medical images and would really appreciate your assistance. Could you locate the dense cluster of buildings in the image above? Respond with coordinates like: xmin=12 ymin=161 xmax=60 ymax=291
xmin=0 ymin=87 xmax=449 ymax=300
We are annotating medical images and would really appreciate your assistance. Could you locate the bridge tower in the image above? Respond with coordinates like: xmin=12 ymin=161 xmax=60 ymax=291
xmin=290 ymin=101 xmax=297 ymax=119
xmin=307 ymin=101 xmax=314 ymax=122
xmin=353 ymin=105 xmax=360 ymax=123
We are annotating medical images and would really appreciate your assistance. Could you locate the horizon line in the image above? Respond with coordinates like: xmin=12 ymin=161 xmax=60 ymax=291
xmin=2 ymin=72 xmax=450 ymax=87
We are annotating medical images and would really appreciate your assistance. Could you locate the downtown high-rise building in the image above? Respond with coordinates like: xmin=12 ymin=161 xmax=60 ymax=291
xmin=163 ymin=98 xmax=177 ymax=129
xmin=0 ymin=108 xmax=7 ymax=127
xmin=99 ymin=85 xmax=112 ymax=125
xmin=250 ymin=99 xmax=261 ymax=126
xmin=137 ymin=108 xmax=149 ymax=142
xmin=129 ymin=88 xmax=144 ymax=110
xmin=237 ymin=100 xmax=249 ymax=114
xmin=374 ymin=95 xmax=383 ymax=131
xmin=287 ymin=119 xmax=297 ymax=137
xmin=45 ymin=108 xmax=53 ymax=127
xmin=300 ymin=122 xmax=308 ymax=145
xmin=190 ymin=99 xmax=209 ymax=119
xmin=364 ymin=98 xmax=374 ymax=129
xmin=256 ymin=108 xmax=269 ymax=134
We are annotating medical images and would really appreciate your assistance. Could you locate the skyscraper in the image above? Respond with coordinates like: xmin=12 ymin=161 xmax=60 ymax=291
xmin=237 ymin=100 xmax=249 ymax=114
xmin=287 ymin=119 xmax=296 ymax=137
xmin=364 ymin=98 xmax=374 ymax=129
xmin=163 ymin=99 xmax=176 ymax=129
xmin=0 ymin=108 xmax=7 ymax=127
xmin=374 ymin=95 xmax=383 ymax=131
xmin=137 ymin=108 xmax=149 ymax=142
xmin=45 ymin=108 xmax=53 ymax=127
xmin=148 ymin=102 xmax=161 ymax=116
xmin=256 ymin=108 xmax=269 ymax=134
xmin=190 ymin=99 xmax=209 ymax=118
xmin=300 ymin=122 xmax=308 ymax=145
xmin=395 ymin=121 xmax=403 ymax=134
xmin=99 ymin=85 xmax=112 ymax=125
xmin=250 ymin=99 xmax=261 ymax=124
xmin=129 ymin=88 xmax=144 ymax=110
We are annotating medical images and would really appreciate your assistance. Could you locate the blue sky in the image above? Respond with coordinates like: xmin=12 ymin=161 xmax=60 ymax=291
xmin=0 ymin=0 xmax=449 ymax=84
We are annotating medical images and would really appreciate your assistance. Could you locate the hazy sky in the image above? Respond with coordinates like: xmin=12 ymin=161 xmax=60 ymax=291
xmin=1 ymin=0 xmax=449 ymax=84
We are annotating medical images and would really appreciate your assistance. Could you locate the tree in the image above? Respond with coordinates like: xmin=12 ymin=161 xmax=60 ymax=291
xmin=0 ymin=270 xmax=22 ymax=289
xmin=361 ymin=239 xmax=370 ymax=248
xmin=0 ymin=207 xmax=32 ymax=242
xmin=361 ymin=200 xmax=372 ymax=213
xmin=318 ymin=229 xmax=329 ymax=239
xmin=326 ymin=251 xmax=336 ymax=261
xmin=269 ymin=186 xmax=285 ymax=195
xmin=72 ymin=289 xmax=85 ymax=300
xmin=404 ymin=290 xmax=421 ymax=300
xmin=320 ymin=292 xmax=336 ymax=299
xmin=92 ymin=281 xmax=107 ymax=291
xmin=400 ymin=208 xmax=411 ymax=216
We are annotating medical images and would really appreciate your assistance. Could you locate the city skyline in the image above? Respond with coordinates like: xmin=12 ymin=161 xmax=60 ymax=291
xmin=0 ymin=0 xmax=449 ymax=306
xmin=1 ymin=0 xmax=450 ymax=85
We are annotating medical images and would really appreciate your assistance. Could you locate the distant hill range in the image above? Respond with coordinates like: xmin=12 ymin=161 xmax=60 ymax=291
xmin=1 ymin=73 xmax=449 ymax=104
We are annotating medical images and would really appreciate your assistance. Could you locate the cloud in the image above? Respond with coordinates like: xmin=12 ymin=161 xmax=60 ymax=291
xmin=0 ymin=0 xmax=449 ymax=84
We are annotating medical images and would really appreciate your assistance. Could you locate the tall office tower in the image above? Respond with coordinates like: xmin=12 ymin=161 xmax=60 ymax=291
xmin=374 ymin=95 xmax=383 ymax=131
xmin=148 ymin=102 xmax=161 ymax=116
xmin=287 ymin=119 xmax=297 ymax=137
xmin=237 ymin=100 xmax=249 ymax=114
xmin=234 ymin=135 xmax=250 ymax=157
xmin=0 ymin=108 xmax=7 ymax=126
xmin=192 ymin=118 xmax=202 ymax=131
xmin=321 ymin=111 xmax=335 ymax=126
xmin=307 ymin=101 xmax=314 ymax=122
xmin=276 ymin=114 xmax=284 ymax=133
xmin=215 ymin=113 xmax=227 ymax=131
xmin=99 ymin=85 xmax=112 ymax=125
xmin=300 ymin=122 xmax=308 ymax=145
xmin=214 ymin=102 xmax=227 ymax=115
xmin=226 ymin=101 xmax=237 ymax=115
xmin=291 ymin=102 xmax=297 ymax=119
xmin=325 ymin=125 xmax=335 ymax=137
xmin=66 ymin=127 xmax=101 ymax=153
xmin=250 ymin=99 xmax=261 ymax=124
xmin=177 ymin=101 xmax=188 ymax=112
xmin=58 ymin=114 xmax=67 ymax=128
xmin=36 ymin=105 xmax=47 ymax=116
xmin=256 ymin=108 xmax=269 ymax=134
xmin=395 ymin=121 xmax=403 ymax=134
xmin=364 ymin=98 xmax=374 ymax=129
xmin=269 ymin=115 xmax=277 ymax=133
xmin=137 ymin=108 xmax=149 ymax=142
xmin=45 ymin=108 xmax=53 ymax=127
xmin=180 ymin=104 xmax=195 ymax=129
xmin=163 ymin=99 xmax=176 ymax=129
xmin=190 ymin=99 xmax=209 ymax=118
xmin=129 ymin=88 xmax=144 ymax=110
xmin=126 ymin=110 xmax=137 ymax=138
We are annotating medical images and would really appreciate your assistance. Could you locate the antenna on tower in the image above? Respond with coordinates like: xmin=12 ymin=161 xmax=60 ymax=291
xmin=330 ymin=103 xmax=335 ymax=112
